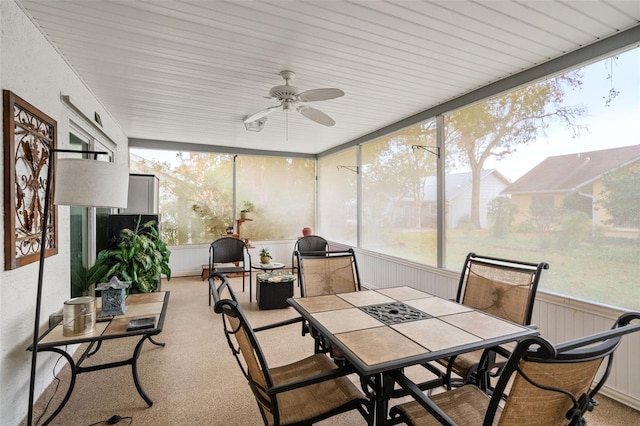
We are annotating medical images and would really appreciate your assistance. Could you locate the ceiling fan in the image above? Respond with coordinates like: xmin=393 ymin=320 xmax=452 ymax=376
xmin=244 ymin=70 xmax=344 ymax=127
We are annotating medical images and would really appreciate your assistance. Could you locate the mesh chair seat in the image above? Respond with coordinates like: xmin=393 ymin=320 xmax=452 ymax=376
xmin=442 ymin=348 xmax=509 ymax=383
xmin=212 ymin=265 xmax=246 ymax=274
xmin=209 ymin=273 xmax=372 ymax=425
xmin=269 ymin=354 xmax=367 ymax=425
xmin=394 ymin=385 xmax=494 ymax=426
xmin=389 ymin=312 xmax=640 ymax=426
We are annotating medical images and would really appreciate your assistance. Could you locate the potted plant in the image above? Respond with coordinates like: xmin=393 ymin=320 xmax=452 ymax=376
xmin=87 ymin=217 xmax=171 ymax=293
xmin=259 ymin=248 xmax=272 ymax=264
xmin=239 ymin=200 xmax=255 ymax=219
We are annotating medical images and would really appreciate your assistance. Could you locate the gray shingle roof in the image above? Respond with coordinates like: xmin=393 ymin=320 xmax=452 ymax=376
xmin=502 ymin=145 xmax=640 ymax=194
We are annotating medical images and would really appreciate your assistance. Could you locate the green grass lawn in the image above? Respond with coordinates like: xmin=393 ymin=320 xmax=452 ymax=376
xmin=373 ymin=228 xmax=640 ymax=310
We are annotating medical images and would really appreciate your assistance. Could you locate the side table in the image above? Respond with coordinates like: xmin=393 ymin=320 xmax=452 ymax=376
xmin=251 ymin=262 xmax=286 ymax=273
xmin=256 ymin=270 xmax=296 ymax=310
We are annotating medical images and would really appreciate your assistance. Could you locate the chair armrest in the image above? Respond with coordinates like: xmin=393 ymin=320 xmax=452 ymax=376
xmin=267 ymin=364 xmax=358 ymax=395
xmin=485 ymin=344 xmax=512 ymax=359
xmin=389 ymin=370 xmax=458 ymax=426
xmin=252 ymin=315 xmax=304 ymax=333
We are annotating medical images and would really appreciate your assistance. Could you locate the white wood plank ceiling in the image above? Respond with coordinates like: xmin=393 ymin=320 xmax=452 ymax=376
xmin=18 ymin=1 xmax=640 ymax=155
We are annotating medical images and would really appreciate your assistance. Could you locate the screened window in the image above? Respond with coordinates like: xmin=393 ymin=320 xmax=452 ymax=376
xmin=443 ymin=47 xmax=640 ymax=310
xmin=130 ymin=150 xmax=316 ymax=243
xmin=318 ymin=148 xmax=357 ymax=245
xmin=130 ymin=149 xmax=233 ymax=245
xmin=236 ymin=156 xmax=315 ymax=240
xmin=360 ymin=120 xmax=438 ymax=265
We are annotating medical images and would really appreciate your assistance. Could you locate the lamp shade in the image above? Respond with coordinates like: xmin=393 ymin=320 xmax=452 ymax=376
xmin=54 ymin=158 xmax=129 ymax=208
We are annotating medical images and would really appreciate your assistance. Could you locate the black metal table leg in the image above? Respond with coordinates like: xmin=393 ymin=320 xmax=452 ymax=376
xmin=131 ymin=335 xmax=154 ymax=406
xmin=375 ymin=374 xmax=389 ymax=426
xmin=148 ymin=336 xmax=165 ymax=347
xmin=36 ymin=334 xmax=158 ymax=424
xmin=87 ymin=340 xmax=102 ymax=357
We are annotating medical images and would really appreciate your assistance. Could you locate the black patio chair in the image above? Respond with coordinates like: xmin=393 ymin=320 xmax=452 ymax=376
xmin=388 ymin=311 xmax=640 ymax=426
xmin=296 ymin=248 xmax=362 ymax=356
xmin=438 ymin=252 xmax=549 ymax=390
xmin=208 ymin=237 xmax=252 ymax=305
xmin=291 ymin=235 xmax=329 ymax=276
xmin=211 ymin=272 xmax=373 ymax=425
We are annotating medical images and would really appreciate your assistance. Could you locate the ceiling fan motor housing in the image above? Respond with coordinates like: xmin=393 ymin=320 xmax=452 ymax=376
xmin=243 ymin=70 xmax=342 ymax=126
xmin=269 ymin=85 xmax=301 ymax=101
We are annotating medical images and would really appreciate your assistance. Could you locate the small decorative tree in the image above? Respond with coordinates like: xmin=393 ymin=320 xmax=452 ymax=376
xmin=259 ymin=248 xmax=272 ymax=264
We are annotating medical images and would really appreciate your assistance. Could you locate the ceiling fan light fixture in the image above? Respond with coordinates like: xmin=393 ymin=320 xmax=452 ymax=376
xmin=243 ymin=116 xmax=267 ymax=132
xmin=245 ymin=70 xmax=345 ymax=127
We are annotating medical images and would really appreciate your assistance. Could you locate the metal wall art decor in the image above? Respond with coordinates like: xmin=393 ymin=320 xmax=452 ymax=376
xmin=3 ymin=90 xmax=58 ymax=270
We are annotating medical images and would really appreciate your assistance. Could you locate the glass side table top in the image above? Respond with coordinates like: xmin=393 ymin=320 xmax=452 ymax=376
xmin=252 ymin=262 xmax=285 ymax=270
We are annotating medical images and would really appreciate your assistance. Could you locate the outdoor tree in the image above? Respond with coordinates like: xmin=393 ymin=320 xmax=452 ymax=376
xmin=487 ymin=196 xmax=518 ymax=238
xmin=131 ymin=152 xmax=234 ymax=245
xmin=362 ymin=121 xmax=437 ymax=229
xmin=132 ymin=152 xmax=316 ymax=243
xmin=236 ymin=156 xmax=316 ymax=240
xmin=599 ymin=162 xmax=640 ymax=228
xmin=445 ymin=71 xmax=587 ymax=228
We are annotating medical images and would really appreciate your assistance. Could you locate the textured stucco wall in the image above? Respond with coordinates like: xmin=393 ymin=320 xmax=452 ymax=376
xmin=1 ymin=2 xmax=128 ymax=424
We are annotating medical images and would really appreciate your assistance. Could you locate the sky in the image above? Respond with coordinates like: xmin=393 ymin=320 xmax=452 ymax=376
xmin=484 ymin=46 xmax=640 ymax=181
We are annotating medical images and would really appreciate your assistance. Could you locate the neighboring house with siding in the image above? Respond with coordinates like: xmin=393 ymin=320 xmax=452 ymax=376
xmin=501 ymin=144 xmax=640 ymax=238
xmin=397 ymin=169 xmax=511 ymax=229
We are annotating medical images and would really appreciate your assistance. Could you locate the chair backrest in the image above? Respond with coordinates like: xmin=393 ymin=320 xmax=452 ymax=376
xmin=209 ymin=272 xmax=237 ymax=305
xmin=212 ymin=291 xmax=280 ymax=424
xmin=485 ymin=312 xmax=640 ymax=426
xmin=457 ymin=252 xmax=549 ymax=325
xmin=209 ymin=237 xmax=249 ymax=270
xmin=297 ymin=249 xmax=361 ymax=297
xmin=295 ymin=235 xmax=329 ymax=254
xmin=292 ymin=235 xmax=329 ymax=273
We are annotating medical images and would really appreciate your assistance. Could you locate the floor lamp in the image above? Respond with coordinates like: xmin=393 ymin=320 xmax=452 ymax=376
xmin=27 ymin=149 xmax=129 ymax=426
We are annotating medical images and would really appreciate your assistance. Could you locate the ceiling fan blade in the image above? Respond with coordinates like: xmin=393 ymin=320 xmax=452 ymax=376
xmin=297 ymin=106 xmax=336 ymax=126
xmin=297 ymin=88 xmax=345 ymax=102
xmin=243 ymin=105 xmax=280 ymax=123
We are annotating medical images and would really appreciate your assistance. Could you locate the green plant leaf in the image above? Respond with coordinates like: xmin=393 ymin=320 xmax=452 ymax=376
xmin=88 ymin=216 xmax=171 ymax=294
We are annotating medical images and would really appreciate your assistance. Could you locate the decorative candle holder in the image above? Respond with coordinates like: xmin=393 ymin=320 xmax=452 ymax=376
xmin=96 ymin=277 xmax=131 ymax=317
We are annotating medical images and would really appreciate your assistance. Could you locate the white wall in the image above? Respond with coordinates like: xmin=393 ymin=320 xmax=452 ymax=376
xmin=0 ymin=2 xmax=128 ymax=424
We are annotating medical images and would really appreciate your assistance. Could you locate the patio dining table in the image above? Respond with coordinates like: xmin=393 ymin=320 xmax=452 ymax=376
xmin=287 ymin=286 xmax=538 ymax=425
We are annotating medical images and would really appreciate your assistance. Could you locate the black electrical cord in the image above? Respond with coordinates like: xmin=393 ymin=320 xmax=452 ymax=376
xmin=33 ymin=352 xmax=64 ymax=425
xmin=31 ymin=346 xmax=134 ymax=426
xmin=88 ymin=414 xmax=133 ymax=426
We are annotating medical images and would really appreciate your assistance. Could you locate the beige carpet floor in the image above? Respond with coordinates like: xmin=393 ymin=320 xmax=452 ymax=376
xmin=24 ymin=275 xmax=640 ymax=425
